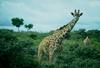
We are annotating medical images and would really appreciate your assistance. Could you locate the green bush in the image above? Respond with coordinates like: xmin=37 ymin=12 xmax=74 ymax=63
xmin=0 ymin=29 xmax=100 ymax=68
xmin=55 ymin=41 xmax=100 ymax=68
xmin=0 ymin=29 xmax=39 ymax=68
xmin=69 ymin=58 xmax=100 ymax=68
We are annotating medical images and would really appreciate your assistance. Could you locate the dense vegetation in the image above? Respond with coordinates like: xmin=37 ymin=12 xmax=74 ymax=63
xmin=0 ymin=29 xmax=100 ymax=68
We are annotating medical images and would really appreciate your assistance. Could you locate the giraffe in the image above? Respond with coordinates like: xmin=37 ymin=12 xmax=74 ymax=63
xmin=38 ymin=9 xmax=83 ymax=63
xmin=83 ymin=36 xmax=91 ymax=45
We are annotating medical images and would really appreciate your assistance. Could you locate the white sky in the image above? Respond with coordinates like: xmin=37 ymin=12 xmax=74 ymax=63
xmin=0 ymin=0 xmax=100 ymax=32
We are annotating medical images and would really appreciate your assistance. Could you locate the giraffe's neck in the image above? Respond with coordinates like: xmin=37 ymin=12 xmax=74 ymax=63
xmin=53 ymin=17 xmax=79 ymax=40
xmin=66 ymin=17 xmax=79 ymax=31
xmin=60 ymin=17 xmax=79 ymax=32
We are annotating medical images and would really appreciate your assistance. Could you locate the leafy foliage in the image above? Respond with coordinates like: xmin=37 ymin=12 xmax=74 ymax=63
xmin=11 ymin=17 xmax=24 ymax=31
xmin=0 ymin=29 xmax=39 ymax=68
xmin=24 ymin=24 xmax=33 ymax=31
xmin=0 ymin=29 xmax=100 ymax=68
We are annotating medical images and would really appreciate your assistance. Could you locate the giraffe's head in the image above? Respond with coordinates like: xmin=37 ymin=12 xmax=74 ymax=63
xmin=71 ymin=9 xmax=83 ymax=17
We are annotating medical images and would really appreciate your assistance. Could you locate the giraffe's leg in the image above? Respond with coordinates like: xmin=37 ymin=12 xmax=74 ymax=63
xmin=38 ymin=48 xmax=43 ymax=63
xmin=38 ymin=53 xmax=43 ymax=62
xmin=49 ymin=51 xmax=54 ymax=64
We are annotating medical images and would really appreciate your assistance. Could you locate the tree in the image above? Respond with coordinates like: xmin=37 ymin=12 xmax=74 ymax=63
xmin=24 ymin=24 xmax=33 ymax=31
xmin=11 ymin=17 xmax=24 ymax=32
xmin=24 ymin=24 xmax=28 ymax=31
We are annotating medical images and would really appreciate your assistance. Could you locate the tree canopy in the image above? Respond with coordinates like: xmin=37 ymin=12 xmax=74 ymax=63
xmin=11 ymin=17 xmax=24 ymax=31
xmin=24 ymin=24 xmax=33 ymax=31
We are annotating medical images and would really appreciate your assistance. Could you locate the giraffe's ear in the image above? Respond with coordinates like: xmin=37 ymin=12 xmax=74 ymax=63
xmin=80 ymin=13 xmax=83 ymax=16
xmin=71 ymin=12 xmax=74 ymax=16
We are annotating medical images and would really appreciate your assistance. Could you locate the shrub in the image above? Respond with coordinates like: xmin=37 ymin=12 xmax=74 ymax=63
xmin=0 ymin=29 xmax=39 ymax=68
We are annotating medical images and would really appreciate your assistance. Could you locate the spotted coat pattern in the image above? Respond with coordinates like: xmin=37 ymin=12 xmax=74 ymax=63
xmin=38 ymin=10 xmax=83 ymax=63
